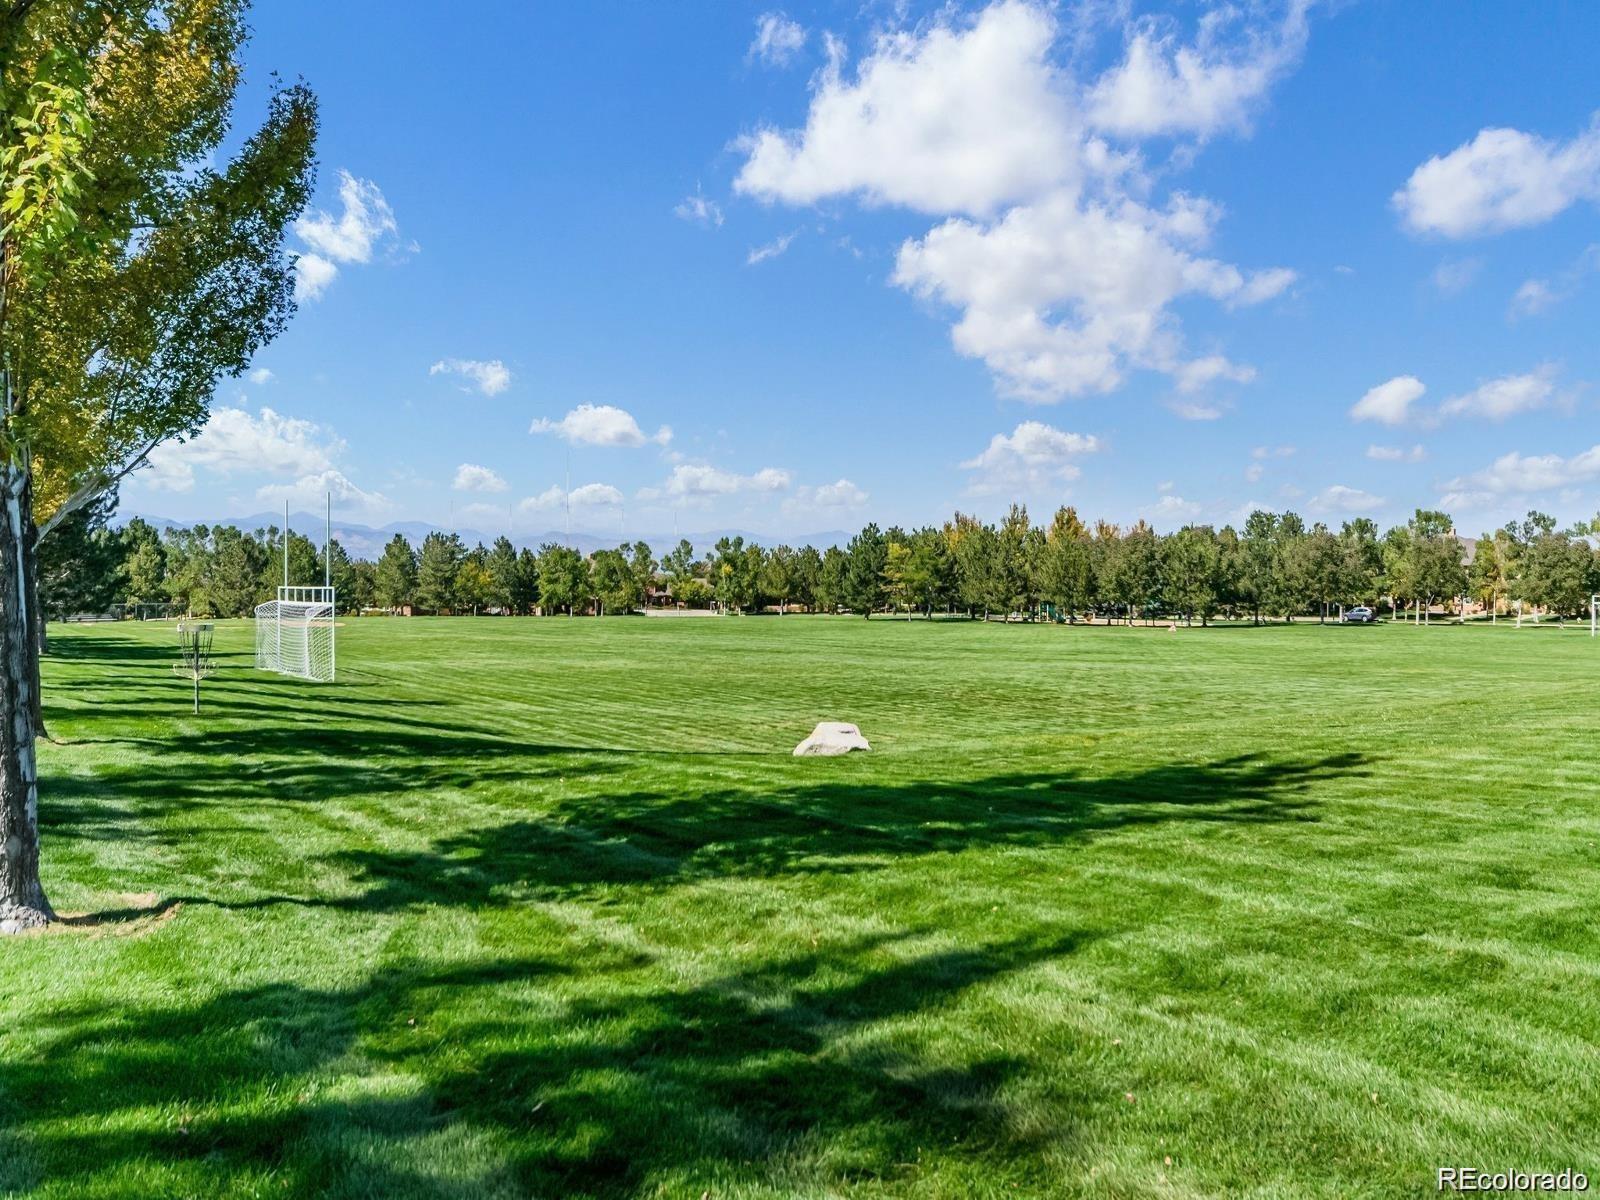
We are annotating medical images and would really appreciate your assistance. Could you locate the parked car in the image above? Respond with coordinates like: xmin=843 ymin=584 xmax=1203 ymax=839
xmin=1341 ymin=606 xmax=1376 ymax=624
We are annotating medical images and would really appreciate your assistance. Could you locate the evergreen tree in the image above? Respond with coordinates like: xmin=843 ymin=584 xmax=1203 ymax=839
xmin=486 ymin=537 xmax=520 ymax=613
xmin=844 ymin=524 xmax=887 ymax=617
xmin=37 ymin=490 xmax=124 ymax=624
xmin=512 ymin=548 xmax=541 ymax=615
xmin=415 ymin=532 xmax=465 ymax=613
xmin=374 ymin=535 xmax=418 ymax=610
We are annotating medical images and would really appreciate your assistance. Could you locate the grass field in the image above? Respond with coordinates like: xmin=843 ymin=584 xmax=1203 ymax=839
xmin=3 ymin=615 xmax=1599 ymax=1198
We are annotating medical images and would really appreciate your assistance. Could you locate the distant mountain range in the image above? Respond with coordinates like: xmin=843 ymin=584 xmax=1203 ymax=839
xmin=120 ymin=511 xmax=851 ymax=562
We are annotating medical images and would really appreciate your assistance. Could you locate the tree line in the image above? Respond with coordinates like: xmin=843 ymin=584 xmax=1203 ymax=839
xmin=48 ymin=500 xmax=1600 ymax=625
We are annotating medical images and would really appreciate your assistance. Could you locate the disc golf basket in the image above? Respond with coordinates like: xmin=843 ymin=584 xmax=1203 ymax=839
xmin=174 ymin=621 xmax=216 ymax=713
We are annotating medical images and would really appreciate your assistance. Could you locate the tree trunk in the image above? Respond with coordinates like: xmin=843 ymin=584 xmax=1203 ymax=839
xmin=25 ymin=503 xmax=45 ymax=739
xmin=0 ymin=463 xmax=51 ymax=932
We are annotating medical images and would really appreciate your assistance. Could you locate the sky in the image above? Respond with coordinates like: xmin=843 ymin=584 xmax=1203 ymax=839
xmin=124 ymin=0 xmax=1600 ymax=542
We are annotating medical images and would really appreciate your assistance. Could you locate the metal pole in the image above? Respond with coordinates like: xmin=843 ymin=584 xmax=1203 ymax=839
xmin=325 ymin=491 xmax=331 ymax=589
xmin=283 ymin=499 xmax=289 ymax=588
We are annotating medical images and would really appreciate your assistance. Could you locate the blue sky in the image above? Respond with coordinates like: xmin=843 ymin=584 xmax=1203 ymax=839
xmin=125 ymin=1 xmax=1600 ymax=541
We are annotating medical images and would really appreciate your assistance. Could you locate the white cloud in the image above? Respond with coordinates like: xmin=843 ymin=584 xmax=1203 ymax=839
xmin=291 ymin=171 xmax=403 ymax=299
xmin=1251 ymin=445 xmax=1296 ymax=460
xmin=1394 ymin=114 xmax=1600 ymax=238
xmin=430 ymin=358 xmax=512 ymax=397
xmin=1510 ymin=278 xmax=1558 ymax=318
xmin=1349 ymin=375 xmax=1426 ymax=426
xmin=295 ymin=171 xmax=399 ymax=263
xmin=1366 ymin=444 xmax=1426 ymax=463
xmin=1508 ymin=244 xmax=1600 ymax=318
xmin=248 ymin=367 xmax=274 ymax=385
xmin=1244 ymin=463 xmax=1264 ymax=483
xmin=1085 ymin=1 xmax=1311 ymax=140
xmin=1444 ymin=445 xmax=1600 ymax=497
xmin=661 ymin=464 xmax=793 ymax=501
xmin=961 ymin=420 xmax=1100 ymax=493
xmin=518 ymin=482 xmax=624 ymax=513
xmin=733 ymin=0 xmax=1296 ymax=403
xmin=894 ymin=192 xmax=1288 ymax=400
xmin=674 ymin=187 xmax=724 ymax=227
xmin=1167 ymin=398 xmax=1226 ymax=420
xmin=530 ymin=403 xmax=671 ymax=447
xmin=257 ymin=469 xmax=390 ymax=517
xmin=1144 ymin=494 xmax=1201 ymax=521
xmin=144 ymin=405 xmax=342 ymax=491
xmin=784 ymin=478 xmax=869 ymax=515
xmin=750 ymin=12 xmax=806 ymax=66
xmin=293 ymin=252 xmax=338 ymax=302
xmin=736 ymin=1 xmax=1085 ymax=216
xmin=453 ymin=463 xmax=508 ymax=493
xmin=1310 ymin=485 xmax=1385 ymax=514
xmin=1431 ymin=257 xmax=1482 ymax=295
xmin=747 ymin=230 xmax=798 ymax=265
xmin=1437 ymin=366 xmax=1558 ymax=421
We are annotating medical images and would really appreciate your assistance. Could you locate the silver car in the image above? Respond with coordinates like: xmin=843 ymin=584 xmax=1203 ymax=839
xmin=1342 ymin=606 xmax=1376 ymax=624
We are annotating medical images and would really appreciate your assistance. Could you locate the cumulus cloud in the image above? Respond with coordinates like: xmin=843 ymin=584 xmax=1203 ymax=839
xmin=1310 ymin=484 xmax=1384 ymax=514
xmin=736 ymin=2 xmax=1082 ymax=216
xmin=453 ymin=463 xmax=508 ymax=493
xmin=1144 ymin=494 xmax=1201 ymax=521
xmin=1444 ymin=445 xmax=1600 ymax=497
xmin=1393 ymin=115 xmax=1600 ymax=238
xmin=894 ymin=191 xmax=1288 ymax=400
xmin=750 ymin=12 xmax=806 ymax=66
xmin=1366 ymin=444 xmax=1426 ymax=463
xmin=144 ymin=406 xmax=342 ymax=491
xmin=518 ymin=482 xmax=624 ymax=513
xmin=1437 ymin=366 xmax=1559 ymax=421
xmin=293 ymin=252 xmax=338 ymax=302
xmin=674 ymin=186 xmax=724 ymax=227
xmin=257 ymin=469 xmax=391 ymax=517
xmin=530 ymin=404 xmax=671 ymax=447
xmin=430 ymin=358 xmax=512 ymax=397
xmin=660 ymin=464 xmax=793 ymax=501
xmin=961 ymin=420 xmax=1100 ymax=493
xmin=731 ymin=0 xmax=1299 ymax=402
xmin=292 ymin=171 xmax=404 ymax=299
xmin=747 ymin=230 xmax=799 ymax=265
xmin=1349 ymin=375 xmax=1426 ymax=426
xmin=1167 ymin=398 xmax=1226 ymax=420
xmin=248 ymin=367 xmax=274 ymax=385
xmin=1085 ymin=1 xmax=1311 ymax=140
xmin=784 ymin=478 xmax=869 ymax=515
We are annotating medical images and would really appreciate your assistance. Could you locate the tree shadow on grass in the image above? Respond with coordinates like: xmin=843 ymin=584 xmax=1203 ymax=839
xmin=320 ymin=752 xmax=1355 ymax=912
xmin=2 ymin=930 xmax=1091 ymax=1197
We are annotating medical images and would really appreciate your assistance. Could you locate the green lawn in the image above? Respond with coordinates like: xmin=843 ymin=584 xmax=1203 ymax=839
xmin=3 ymin=615 xmax=1598 ymax=1198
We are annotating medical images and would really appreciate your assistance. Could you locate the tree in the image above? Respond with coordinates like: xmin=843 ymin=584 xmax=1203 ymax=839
xmin=454 ymin=545 xmax=493 ymax=614
xmin=511 ymin=548 xmax=541 ymax=615
xmin=1164 ymin=525 xmax=1220 ymax=625
xmin=209 ymin=525 xmax=268 ymax=617
xmin=37 ymin=488 xmax=122 ymax=624
xmin=626 ymin=541 xmax=655 ymax=611
xmin=588 ymin=548 xmax=636 ymax=615
xmin=903 ymin=527 xmax=952 ymax=617
xmin=948 ymin=514 xmax=998 ymax=619
xmin=1 ymin=5 xmax=317 ymax=928
xmin=816 ymin=546 xmax=847 ymax=613
xmin=121 ymin=523 xmax=167 ymax=606
xmin=536 ymin=544 xmax=586 ymax=615
xmin=374 ymin=535 xmax=418 ymax=610
xmin=844 ymin=524 xmax=886 ymax=617
xmin=486 ymin=536 xmax=520 ymax=613
xmin=709 ymin=536 xmax=754 ymax=613
xmin=1239 ymin=510 xmax=1279 ymax=624
xmin=1037 ymin=507 xmax=1090 ymax=621
xmin=415 ymin=532 xmax=465 ymax=613
xmin=792 ymin=545 xmax=822 ymax=612
xmin=1468 ymin=529 xmax=1513 ymax=620
xmin=762 ymin=544 xmax=797 ymax=614
xmin=882 ymin=539 xmax=913 ymax=619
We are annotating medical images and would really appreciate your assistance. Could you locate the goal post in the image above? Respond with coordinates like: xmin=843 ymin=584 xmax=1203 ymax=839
xmin=255 ymin=586 xmax=336 ymax=682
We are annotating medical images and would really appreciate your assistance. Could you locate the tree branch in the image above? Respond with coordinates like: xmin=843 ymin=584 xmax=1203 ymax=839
xmin=34 ymin=434 xmax=162 ymax=543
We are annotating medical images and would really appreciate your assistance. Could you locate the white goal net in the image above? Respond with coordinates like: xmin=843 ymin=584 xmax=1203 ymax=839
xmin=255 ymin=586 xmax=336 ymax=682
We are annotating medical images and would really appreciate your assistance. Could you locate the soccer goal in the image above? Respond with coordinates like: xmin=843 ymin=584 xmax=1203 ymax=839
xmin=256 ymin=586 xmax=336 ymax=682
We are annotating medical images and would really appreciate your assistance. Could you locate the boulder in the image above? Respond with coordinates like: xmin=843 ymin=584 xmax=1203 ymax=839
xmin=793 ymin=721 xmax=871 ymax=757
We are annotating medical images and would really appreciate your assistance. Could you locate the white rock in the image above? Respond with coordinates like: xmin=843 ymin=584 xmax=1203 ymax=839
xmin=793 ymin=722 xmax=871 ymax=757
